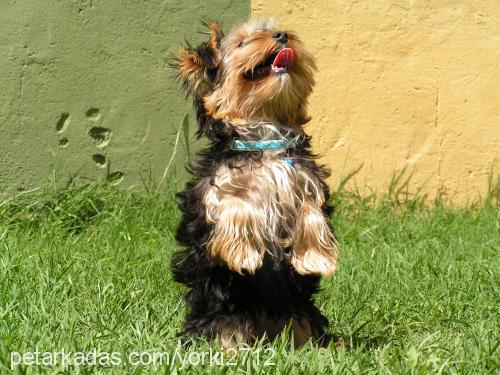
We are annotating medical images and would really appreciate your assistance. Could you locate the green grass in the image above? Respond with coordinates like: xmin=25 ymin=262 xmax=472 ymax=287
xmin=0 ymin=181 xmax=498 ymax=374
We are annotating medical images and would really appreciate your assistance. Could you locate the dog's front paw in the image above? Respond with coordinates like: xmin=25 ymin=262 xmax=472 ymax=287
xmin=223 ymin=241 xmax=263 ymax=274
xmin=291 ymin=204 xmax=338 ymax=276
xmin=291 ymin=247 xmax=337 ymax=276
xmin=207 ymin=197 xmax=265 ymax=274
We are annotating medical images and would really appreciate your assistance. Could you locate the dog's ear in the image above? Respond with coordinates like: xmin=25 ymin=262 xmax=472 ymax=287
xmin=172 ymin=20 xmax=224 ymax=96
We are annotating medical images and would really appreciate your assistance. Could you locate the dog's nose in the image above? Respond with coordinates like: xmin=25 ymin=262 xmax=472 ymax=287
xmin=272 ymin=31 xmax=288 ymax=44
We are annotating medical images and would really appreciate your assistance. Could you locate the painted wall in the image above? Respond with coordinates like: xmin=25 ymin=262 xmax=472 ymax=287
xmin=2 ymin=1 xmax=498 ymax=204
xmin=1 ymin=0 xmax=248 ymax=192
xmin=253 ymin=0 xmax=500 ymax=203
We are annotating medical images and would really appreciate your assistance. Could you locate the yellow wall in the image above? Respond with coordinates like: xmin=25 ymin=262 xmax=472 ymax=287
xmin=252 ymin=0 xmax=499 ymax=204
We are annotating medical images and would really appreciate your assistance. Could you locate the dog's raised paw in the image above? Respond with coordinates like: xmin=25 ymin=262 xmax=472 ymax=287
xmin=291 ymin=247 xmax=337 ymax=276
xmin=291 ymin=203 xmax=338 ymax=276
xmin=224 ymin=244 xmax=263 ymax=275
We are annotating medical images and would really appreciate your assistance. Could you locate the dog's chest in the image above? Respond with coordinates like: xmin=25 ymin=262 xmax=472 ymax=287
xmin=205 ymin=155 xmax=324 ymax=215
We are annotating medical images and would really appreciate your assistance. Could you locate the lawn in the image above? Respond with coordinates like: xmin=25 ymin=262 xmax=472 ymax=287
xmin=0 ymin=181 xmax=498 ymax=374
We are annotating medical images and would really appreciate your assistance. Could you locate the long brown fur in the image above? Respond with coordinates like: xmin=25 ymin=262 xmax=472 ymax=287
xmin=172 ymin=18 xmax=339 ymax=348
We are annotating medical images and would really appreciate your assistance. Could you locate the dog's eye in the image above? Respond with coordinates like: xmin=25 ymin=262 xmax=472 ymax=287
xmin=239 ymin=40 xmax=250 ymax=48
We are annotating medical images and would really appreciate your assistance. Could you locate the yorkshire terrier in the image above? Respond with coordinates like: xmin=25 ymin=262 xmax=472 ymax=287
xmin=171 ymin=18 xmax=338 ymax=348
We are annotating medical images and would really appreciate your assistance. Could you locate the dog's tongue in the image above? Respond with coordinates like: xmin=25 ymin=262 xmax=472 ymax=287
xmin=272 ymin=48 xmax=294 ymax=68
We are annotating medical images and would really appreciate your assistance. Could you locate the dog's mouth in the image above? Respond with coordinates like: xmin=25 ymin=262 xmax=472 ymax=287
xmin=243 ymin=48 xmax=294 ymax=80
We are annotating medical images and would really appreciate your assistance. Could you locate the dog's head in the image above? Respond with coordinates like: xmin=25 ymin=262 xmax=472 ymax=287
xmin=172 ymin=19 xmax=316 ymax=128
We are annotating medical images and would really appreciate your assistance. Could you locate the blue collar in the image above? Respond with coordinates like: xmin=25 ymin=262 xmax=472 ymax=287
xmin=229 ymin=139 xmax=297 ymax=166
xmin=229 ymin=139 xmax=295 ymax=151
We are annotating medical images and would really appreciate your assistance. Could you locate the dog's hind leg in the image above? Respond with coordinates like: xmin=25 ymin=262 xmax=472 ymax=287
xmin=183 ymin=318 xmax=254 ymax=350
xmin=181 ymin=302 xmax=256 ymax=350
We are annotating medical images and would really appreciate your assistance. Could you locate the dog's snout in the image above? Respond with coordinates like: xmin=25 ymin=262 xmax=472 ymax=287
xmin=272 ymin=31 xmax=288 ymax=44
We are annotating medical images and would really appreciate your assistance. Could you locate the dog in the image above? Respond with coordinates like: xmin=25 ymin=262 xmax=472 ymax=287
xmin=171 ymin=18 xmax=338 ymax=349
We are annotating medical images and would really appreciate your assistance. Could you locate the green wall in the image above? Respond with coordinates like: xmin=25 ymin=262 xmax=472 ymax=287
xmin=0 ymin=0 xmax=249 ymax=192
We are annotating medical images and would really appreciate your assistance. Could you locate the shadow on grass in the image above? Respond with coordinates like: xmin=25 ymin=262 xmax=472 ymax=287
xmin=327 ymin=333 xmax=389 ymax=351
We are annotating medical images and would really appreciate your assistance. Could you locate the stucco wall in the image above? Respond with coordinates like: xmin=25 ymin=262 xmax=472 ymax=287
xmin=1 ymin=0 xmax=248 ymax=192
xmin=2 ymin=1 xmax=498 ymax=204
xmin=253 ymin=0 xmax=500 ymax=204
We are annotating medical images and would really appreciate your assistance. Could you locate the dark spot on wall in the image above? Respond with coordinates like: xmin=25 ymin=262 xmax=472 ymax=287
xmin=88 ymin=127 xmax=111 ymax=148
xmin=85 ymin=108 xmax=100 ymax=119
xmin=92 ymin=154 xmax=106 ymax=167
xmin=58 ymin=138 xmax=69 ymax=148
xmin=107 ymin=171 xmax=124 ymax=184
xmin=55 ymin=112 xmax=70 ymax=133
